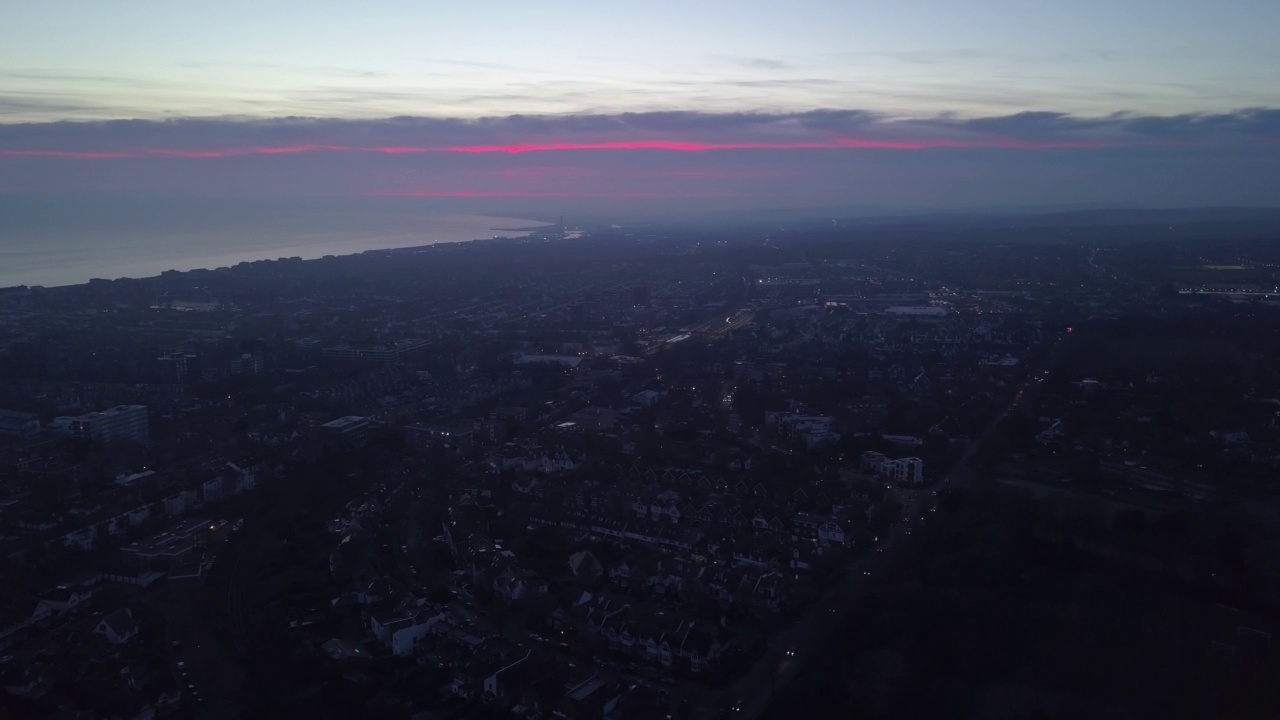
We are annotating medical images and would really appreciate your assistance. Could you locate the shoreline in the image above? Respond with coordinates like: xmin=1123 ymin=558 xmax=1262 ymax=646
xmin=0 ymin=215 xmax=553 ymax=289
xmin=1 ymin=231 xmax=567 ymax=292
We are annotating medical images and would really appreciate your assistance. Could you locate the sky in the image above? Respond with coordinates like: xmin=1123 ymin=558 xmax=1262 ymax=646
xmin=2 ymin=0 xmax=1279 ymax=214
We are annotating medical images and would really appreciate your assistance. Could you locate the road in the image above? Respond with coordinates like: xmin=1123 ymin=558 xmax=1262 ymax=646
xmin=197 ymin=516 xmax=290 ymax=718
xmin=949 ymin=333 xmax=1067 ymax=489
xmin=163 ymin=574 xmax=246 ymax=719
xmin=707 ymin=311 xmax=755 ymax=337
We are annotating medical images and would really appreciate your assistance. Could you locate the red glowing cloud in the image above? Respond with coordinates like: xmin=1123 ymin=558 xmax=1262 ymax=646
xmin=363 ymin=189 xmax=671 ymax=198
xmin=2 ymin=109 xmax=1274 ymax=166
xmin=0 ymin=136 xmax=1116 ymax=161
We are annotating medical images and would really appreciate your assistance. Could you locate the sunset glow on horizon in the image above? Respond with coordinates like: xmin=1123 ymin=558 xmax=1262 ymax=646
xmin=1 ymin=0 xmax=1277 ymax=210
xmin=0 ymin=134 xmax=1192 ymax=162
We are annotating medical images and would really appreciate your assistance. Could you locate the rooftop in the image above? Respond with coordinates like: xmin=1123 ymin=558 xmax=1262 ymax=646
xmin=321 ymin=638 xmax=371 ymax=662
xmin=323 ymin=415 xmax=369 ymax=430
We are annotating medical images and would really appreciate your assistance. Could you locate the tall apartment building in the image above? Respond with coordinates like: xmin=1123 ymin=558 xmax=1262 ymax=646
xmin=230 ymin=353 xmax=265 ymax=375
xmin=55 ymin=405 xmax=149 ymax=446
xmin=156 ymin=350 xmax=197 ymax=384
xmin=0 ymin=409 xmax=41 ymax=438
xmin=860 ymin=451 xmax=924 ymax=485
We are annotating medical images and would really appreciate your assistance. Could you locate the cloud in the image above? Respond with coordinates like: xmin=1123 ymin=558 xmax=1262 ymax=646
xmin=951 ymin=108 xmax=1280 ymax=143
xmin=1119 ymin=108 xmax=1280 ymax=139
xmin=364 ymin=189 xmax=666 ymax=198
xmin=0 ymin=95 xmax=107 ymax=116
xmin=1 ymin=108 xmax=1277 ymax=160
xmin=724 ymin=79 xmax=841 ymax=89
xmin=836 ymin=48 xmax=1126 ymax=66
xmin=0 ymin=109 xmax=1275 ymax=217
xmin=708 ymin=56 xmax=794 ymax=71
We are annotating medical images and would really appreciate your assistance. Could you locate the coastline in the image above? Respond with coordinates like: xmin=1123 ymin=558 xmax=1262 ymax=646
xmin=0 ymin=214 xmax=553 ymax=289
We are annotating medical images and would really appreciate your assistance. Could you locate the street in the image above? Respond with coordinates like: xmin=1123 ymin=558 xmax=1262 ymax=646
xmin=162 ymin=572 xmax=247 ymax=719
xmin=950 ymin=333 xmax=1066 ymax=489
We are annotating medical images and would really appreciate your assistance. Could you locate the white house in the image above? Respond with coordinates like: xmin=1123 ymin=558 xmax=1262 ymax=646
xmin=390 ymin=610 xmax=446 ymax=657
xmin=94 ymin=608 xmax=140 ymax=645
xmin=817 ymin=520 xmax=847 ymax=546
xmin=63 ymin=526 xmax=97 ymax=550
xmin=38 ymin=585 xmax=92 ymax=616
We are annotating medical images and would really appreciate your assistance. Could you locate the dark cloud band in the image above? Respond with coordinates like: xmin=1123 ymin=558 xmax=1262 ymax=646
xmin=1 ymin=108 xmax=1277 ymax=158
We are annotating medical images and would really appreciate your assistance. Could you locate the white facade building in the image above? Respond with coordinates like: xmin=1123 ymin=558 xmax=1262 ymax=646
xmin=862 ymin=451 xmax=925 ymax=485
xmin=54 ymin=405 xmax=149 ymax=446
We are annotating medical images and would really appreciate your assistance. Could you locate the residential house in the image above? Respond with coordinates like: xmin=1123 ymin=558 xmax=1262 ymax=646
xmin=608 ymin=562 xmax=634 ymax=590
xmin=494 ymin=569 xmax=548 ymax=601
xmin=38 ymin=584 xmax=94 ymax=616
xmin=738 ymin=570 xmax=784 ymax=614
xmin=559 ymin=675 xmax=623 ymax=720
xmin=482 ymin=649 xmax=534 ymax=701
xmin=389 ymin=609 xmax=447 ymax=658
xmin=568 ymin=551 xmax=604 ymax=580
xmin=669 ymin=619 xmax=725 ymax=673
xmin=95 ymin=608 xmax=140 ymax=645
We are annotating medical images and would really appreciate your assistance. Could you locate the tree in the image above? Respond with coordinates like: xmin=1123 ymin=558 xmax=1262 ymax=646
xmin=1110 ymin=508 xmax=1148 ymax=544
xmin=869 ymin=499 xmax=904 ymax=535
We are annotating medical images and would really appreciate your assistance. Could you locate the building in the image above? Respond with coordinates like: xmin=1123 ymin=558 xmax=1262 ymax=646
xmin=120 ymin=517 xmax=217 ymax=567
xmin=230 ymin=353 xmax=264 ymax=375
xmin=321 ymin=416 xmax=370 ymax=447
xmin=884 ymin=305 xmax=947 ymax=316
xmin=94 ymin=608 xmax=140 ymax=645
xmin=53 ymin=405 xmax=149 ymax=446
xmin=862 ymin=451 xmax=924 ymax=485
xmin=156 ymin=350 xmax=197 ymax=383
xmin=322 ymin=339 xmax=429 ymax=363
xmin=487 ymin=407 xmax=528 ymax=443
xmin=0 ymin=409 xmax=40 ymax=438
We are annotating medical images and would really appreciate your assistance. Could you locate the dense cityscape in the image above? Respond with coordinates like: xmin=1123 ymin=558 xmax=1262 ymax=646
xmin=2 ymin=212 xmax=1280 ymax=719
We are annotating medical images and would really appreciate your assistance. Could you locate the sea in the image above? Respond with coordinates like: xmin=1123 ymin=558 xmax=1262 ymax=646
xmin=0 ymin=197 xmax=551 ymax=288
